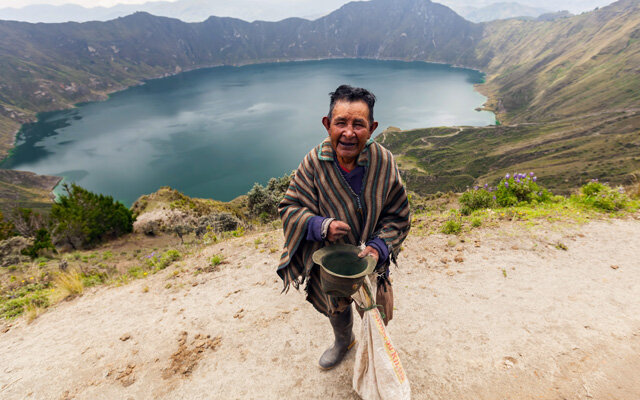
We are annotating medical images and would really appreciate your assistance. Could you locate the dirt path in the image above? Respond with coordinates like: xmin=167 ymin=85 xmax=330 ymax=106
xmin=1 ymin=216 xmax=640 ymax=399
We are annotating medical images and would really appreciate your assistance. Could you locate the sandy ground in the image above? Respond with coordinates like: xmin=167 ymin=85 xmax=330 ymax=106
xmin=1 ymin=216 xmax=640 ymax=400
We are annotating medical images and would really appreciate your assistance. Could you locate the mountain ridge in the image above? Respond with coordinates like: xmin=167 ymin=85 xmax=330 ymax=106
xmin=0 ymin=0 xmax=351 ymax=24
xmin=0 ymin=0 xmax=482 ymax=158
xmin=0 ymin=0 xmax=638 ymax=195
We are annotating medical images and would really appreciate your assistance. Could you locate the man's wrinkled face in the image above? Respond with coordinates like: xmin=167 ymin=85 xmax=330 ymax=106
xmin=322 ymin=100 xmax=378 ymax=166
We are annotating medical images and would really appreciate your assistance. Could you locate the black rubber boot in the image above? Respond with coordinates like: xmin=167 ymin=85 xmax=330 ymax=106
xmin=319 ymin=306 xmax=355 ymax=370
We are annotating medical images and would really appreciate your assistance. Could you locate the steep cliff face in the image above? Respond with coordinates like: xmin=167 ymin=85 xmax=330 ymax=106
xmin=476 ymin=0 xmax=640 ymax=123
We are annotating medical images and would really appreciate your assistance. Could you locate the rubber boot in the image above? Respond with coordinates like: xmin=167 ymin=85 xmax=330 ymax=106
xmin=319 ymin=306 xmax=355 ymax=369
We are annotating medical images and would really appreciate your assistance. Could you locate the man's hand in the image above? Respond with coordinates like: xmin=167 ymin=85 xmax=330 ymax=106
xmin=358 ymin=246 xmax=379 ymax=264
xmin=327 ymin=220 xmax=350 ymax=242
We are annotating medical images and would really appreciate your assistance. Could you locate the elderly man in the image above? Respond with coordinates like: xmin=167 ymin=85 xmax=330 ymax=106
xmin=278 ymin=84 xmax=411 ymax=369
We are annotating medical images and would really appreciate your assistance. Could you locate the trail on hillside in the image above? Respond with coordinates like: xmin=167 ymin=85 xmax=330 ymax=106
xmin=1 ymin=217 xmax=640 ymax=399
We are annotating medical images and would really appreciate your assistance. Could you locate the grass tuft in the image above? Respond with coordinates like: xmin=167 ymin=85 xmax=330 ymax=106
xmin=54 ymin=270 xmax=84 ymax=299
xmin=210 ymin=254 xmax=224 ymax=266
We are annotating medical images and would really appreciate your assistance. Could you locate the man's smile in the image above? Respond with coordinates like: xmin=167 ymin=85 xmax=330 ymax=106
xmin=338 ymin=140 xmax=357 ymax=148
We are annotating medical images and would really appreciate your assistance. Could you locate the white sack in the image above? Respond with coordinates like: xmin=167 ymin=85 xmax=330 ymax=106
xmin=352 ymin=276 xmax=411 ymax=400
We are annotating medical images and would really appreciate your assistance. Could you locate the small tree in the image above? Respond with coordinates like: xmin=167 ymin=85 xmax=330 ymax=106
xmin=50 ymin=183 xmax=134 ymax=249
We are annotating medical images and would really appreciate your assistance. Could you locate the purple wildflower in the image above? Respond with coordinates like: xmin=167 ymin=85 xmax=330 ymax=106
xmin=530 ymin=172 xmax=534 ymax=177
xmin=505 ymin=182 xmax=509 ymax=188
xmin=505 ymin=173 xmax=510 ymax=179
xmin=474 ymin=186 xmax=479 ymax=191
xmin=484 ymin=183 xmax=488 ymax=188
xmin=492 ymin=195 xmax=496 ymax=200
xmin=532 ymin=176 xmax=537 ymax=182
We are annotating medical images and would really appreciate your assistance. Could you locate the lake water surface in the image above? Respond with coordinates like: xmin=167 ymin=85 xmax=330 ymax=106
xmin=2 ymin=59 xmax=494 ymax=205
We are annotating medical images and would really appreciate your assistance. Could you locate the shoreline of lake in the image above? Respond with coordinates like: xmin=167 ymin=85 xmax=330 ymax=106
xmin=1 ymin=58 xmax=495 ymax=205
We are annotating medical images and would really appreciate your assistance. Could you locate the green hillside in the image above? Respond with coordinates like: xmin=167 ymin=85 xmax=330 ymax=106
xmin=0 ymin=169 xmax=61 ymax=213
xmin=380 ymin=110 xmax=640 ymax=194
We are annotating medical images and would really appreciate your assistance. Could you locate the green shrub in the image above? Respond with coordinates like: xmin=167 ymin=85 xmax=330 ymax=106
xmin=247 ymin=172 xmax=292 ymax=221
xmin=202 ymin=227 xmax=218 ymax=244
xmin=50 ymin=183 xmax=134 ymax=249
xmin=459 ymin=186 xmax=495 ymax=215
xmin=1 ymin=283 xmax=50 ymax=319
xmin=128 ymin=266 xmax=145 ymax=279
xmin=231 ymin=226 xmax=245 ymax=237
xmin=494 ymin=172 xmax=552 ymax=207
xmin=144 ymin=249 xmax=181 ymax=270
xmin=163 ymin=249 xmax=181 ymax=262
xmin=82 ymin=272 xmax=108 ymax=287
xmin=441 ymin=219 xmax=462 ymax=235
xmin=210 ymin=254 xmax=224 ymax=266
xmin=471 ymin=217 xmax=482 ymax=228
xmin=1 ymin=293 xmax=50 ymax=319
xmin=21 ymin=228 xmax=56 ymax=259
xmin=581 ymin=180 xmax=605 ymax=196
xmin=573 ymin=180 xmax=631 ymax=211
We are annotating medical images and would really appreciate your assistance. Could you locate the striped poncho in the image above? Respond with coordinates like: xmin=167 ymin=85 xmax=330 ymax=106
xmin=278 ymin=137 xmax=411 ymax=315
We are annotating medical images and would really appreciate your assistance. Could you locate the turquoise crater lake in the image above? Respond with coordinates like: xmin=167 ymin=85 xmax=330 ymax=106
xmin=2 ymin=59 xmax=494 ymax=205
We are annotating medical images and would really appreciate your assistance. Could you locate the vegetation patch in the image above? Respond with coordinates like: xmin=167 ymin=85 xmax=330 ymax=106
xmin=408 ymin=177 xmax=639 ymax=237
xmin=144 ymin=249 xmax=182 ymax=271
xmin=0 ymin=282 xmax=50 ymax=319
xmin=570 ymin=180 xmax=636 ymax=212
xmin=247 ymin=173 xmax=291 ymax=222
xmin=51 ymin=183 xmax=134 ymax=249
xmin=460 ymin=171 xmax=554 ymax=215
xmin=210 ymin=254 xmax=224 ymax=267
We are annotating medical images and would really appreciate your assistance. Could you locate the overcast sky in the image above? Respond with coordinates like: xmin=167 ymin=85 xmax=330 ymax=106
xmin=0 ymin=0 xmax=617 ymax=14
xmin=0 ymin=0 xmax=149 ymax=6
